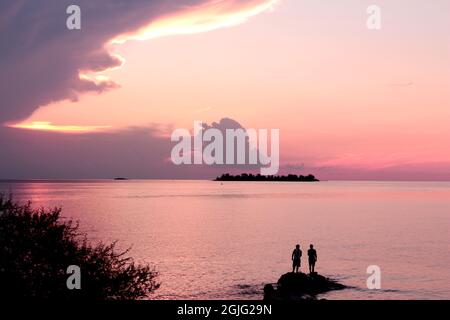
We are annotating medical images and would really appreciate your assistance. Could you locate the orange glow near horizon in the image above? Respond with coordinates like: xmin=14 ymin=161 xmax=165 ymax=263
xmin=8 ymin=122 xmax=111 ymax=133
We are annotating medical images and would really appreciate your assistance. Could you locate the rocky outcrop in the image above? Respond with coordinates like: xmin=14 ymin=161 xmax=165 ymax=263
xmin=264 ymin=272 xmax=346 ymax=301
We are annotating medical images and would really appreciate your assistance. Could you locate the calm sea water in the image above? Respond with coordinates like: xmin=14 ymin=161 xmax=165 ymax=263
xmin=1 ymin=180 xmax=449 ymax=300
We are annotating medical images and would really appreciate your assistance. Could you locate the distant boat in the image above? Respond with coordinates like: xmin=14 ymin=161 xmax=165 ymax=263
xmin=114 ymin=177 xmax=128 ymax=181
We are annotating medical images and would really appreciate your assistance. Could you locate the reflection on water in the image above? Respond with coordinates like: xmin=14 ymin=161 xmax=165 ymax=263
xmin=1 ymin=180 xmax=449 ymax=299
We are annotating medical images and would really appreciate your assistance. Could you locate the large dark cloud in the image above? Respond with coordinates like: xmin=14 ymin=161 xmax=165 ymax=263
xmin=0 ymin=0 xmax=210 ymax=123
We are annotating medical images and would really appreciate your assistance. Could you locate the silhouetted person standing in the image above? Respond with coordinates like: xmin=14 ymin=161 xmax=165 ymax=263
xmin=292 ymin=244 xmax=302 ymax=273
xmin=308 ymin=244 xmax=317 ymax=274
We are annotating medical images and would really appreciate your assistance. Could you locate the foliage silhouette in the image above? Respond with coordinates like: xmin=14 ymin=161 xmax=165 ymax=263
xmin=0 ymin=195 xmax=159 ymax=300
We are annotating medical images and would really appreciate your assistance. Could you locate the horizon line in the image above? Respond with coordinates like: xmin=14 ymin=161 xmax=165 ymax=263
xmin=1 ymin=178 xmax=450 ymax=183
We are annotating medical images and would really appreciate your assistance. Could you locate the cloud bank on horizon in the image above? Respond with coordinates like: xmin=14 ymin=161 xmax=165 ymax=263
xmin=0 ymin=0 xmax=278 ymax=125
xmin=2 ymin=119 xmax=449 ymax=181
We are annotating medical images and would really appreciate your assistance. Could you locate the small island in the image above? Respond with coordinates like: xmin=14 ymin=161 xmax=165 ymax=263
xmin=215 ymin=173 xmax=319 ymax=182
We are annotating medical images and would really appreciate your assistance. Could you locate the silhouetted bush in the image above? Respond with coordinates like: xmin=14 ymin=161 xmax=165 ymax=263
xmin=0 ymin=195 xmax=159 ymax=300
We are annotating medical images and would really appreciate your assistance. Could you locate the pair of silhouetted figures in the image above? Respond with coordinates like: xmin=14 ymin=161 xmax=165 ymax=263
xmin=291 ymin=244 xmax=317 ymax=274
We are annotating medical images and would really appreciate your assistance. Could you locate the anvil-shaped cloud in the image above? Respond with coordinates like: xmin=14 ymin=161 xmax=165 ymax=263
xmin=0 ymin=0 xmax=278 ymax=125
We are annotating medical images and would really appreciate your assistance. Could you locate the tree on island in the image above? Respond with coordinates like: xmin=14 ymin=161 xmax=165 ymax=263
xmin=0 ymin=195 xmax=159 ymax=300
xmin=215 ymin=173 xmax=319 ymax=182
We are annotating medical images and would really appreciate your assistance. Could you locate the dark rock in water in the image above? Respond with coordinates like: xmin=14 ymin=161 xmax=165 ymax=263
xmin=264 ymin=272 xmax=346 ymax=301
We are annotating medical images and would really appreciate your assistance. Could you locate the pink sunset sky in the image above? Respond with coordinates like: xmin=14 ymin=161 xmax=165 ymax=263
xmin=1 ymin=0 xmax=449 ymax=180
